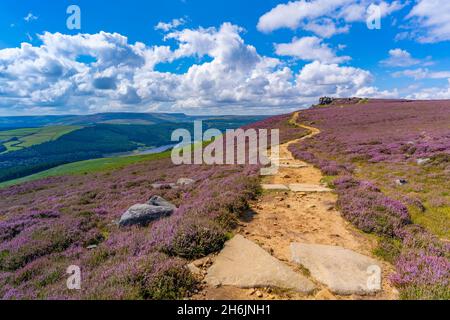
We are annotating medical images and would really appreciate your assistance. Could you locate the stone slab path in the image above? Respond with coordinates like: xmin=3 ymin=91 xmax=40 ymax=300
xmin=291 ymin=243 xmax=382 ymax=295
xmin=194 ymin=112 xmax=398 ymax=300
xmin=288 ymin=184 xmax=332 ymax=192
xmin=261 ymin=184 xmax=290 ymax=191
xmin=204 ymin=235 xmax=316 ymax=294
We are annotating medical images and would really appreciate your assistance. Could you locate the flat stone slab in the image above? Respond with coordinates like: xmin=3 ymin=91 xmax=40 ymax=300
xmin=291 ymin=243 xmax=382 ymax=295
xmin=205 ymin=235 xmax=315 ymax=294
xmin=262 ymin=184 xmax=290 ymax=191
xmin=288 ymin=184 xmax=331 ymax=192
xmin=260 ymin=167 xmax=279 ymax=176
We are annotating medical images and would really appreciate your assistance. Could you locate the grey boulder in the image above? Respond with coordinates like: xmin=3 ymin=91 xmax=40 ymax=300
xmin=147 ymin=195 xmax=177 ymax=210
xmin=119 ymin=196 xmax=176 ymax=227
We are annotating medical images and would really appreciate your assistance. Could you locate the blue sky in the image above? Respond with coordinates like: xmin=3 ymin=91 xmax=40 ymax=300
xmin=1 ymin=0 xmax=450 ymax=115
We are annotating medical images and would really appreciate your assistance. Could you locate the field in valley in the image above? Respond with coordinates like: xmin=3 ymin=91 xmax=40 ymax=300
xmin=0 ymin=126 xmax=81 ymax=153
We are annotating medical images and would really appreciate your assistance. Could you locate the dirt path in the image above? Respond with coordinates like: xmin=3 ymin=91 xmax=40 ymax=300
xmin=193 ymin=113 xmax=398 ymax=300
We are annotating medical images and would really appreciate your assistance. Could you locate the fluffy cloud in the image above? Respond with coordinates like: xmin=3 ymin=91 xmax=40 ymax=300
xmin=392 ymin=68 xmax=450 ymax=79
xmin=297 ymin=60 xmax=373 ymax=96
xmin=275 ymin=36 xmax=350 ymax=63
xmin=406 ymin=0 xmax=450 ymax=43
xmin=257 ymin=0 xmax=404 ymax=37
xmin=380 ymin=48 xmax=422 ymax=67
xmin=0 ymin=23 xmax=387 ymax=115
xmin=155 ymin=18 xmax=186 ymax=32
xmin=24 ymin=12 xmax=38 ymax=22
xmin=406 ymin=79 xmax=450 ymax=99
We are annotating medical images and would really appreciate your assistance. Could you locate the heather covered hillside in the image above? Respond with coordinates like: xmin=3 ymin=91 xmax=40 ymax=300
xmin=289 ymin=99 xmax=450 ymax=299
xmin=1 ymin=101 xmax=449 ymax=300
xmin=0 ymin=114 xmax=302 ymax=299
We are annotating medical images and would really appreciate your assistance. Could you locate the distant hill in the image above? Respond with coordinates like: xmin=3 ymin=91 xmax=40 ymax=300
xmin=0 ymin=113 xmax=268 ymax=128
xmin=0 ymin=115 xmax=268 ymax=183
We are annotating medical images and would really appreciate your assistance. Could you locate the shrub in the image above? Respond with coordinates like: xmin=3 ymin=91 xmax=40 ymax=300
xmin=334 ymin=177 xmax=411 ymax=237
xmin=391 ymin=251 xmax=450 ymax=300
xmin=155 ymin=215 xmax=227 ymax=260
xmin=134 ymin=253 xmax=197 ymax=300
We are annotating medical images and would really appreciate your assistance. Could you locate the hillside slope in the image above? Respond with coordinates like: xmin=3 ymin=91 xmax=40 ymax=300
xmin=0 ymin=114 xmax=294 ymax=299
xmin=0 ymin=102 xmax=448 ymax=300
xmin=289 ymin=99 xmax=450 ymax=299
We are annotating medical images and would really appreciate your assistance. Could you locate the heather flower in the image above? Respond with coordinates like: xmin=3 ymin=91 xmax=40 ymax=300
xmin=391 ymin=251 xmax=450 ymax=300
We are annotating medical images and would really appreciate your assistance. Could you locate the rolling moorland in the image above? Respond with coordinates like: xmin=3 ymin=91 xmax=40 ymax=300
xmin=0 ymin=114 xmax=266 ymax=183
xmin=0 ymin=100 xmax=448 ymax=300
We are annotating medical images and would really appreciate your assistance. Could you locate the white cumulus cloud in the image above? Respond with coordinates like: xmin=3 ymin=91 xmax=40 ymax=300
xmin=257 ymin=0 xmax=404 ymax=37
xmin=0 ymin=23 xmax=389 ymax=115
xmin=405 ymin=0 xmax=450 ymax=43
xmin=155 ymin=18 xmax=186 ymax=32
xmin=297 ymin=60 xmax=373 ymax=97
xmin=275 ymin=36 xmax=351 ymax=63
xmin=392 ymin=68 xmax=450 ymax=79
xmin=24 ymin=12 xmax=38 ymax=22
xmin=380 ymin=48 xmax=424 ymax=67
xmin=406 ymin=79 xmax=450 ymax=99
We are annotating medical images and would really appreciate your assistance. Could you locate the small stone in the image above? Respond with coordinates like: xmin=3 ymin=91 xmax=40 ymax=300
xmin=315 ymin=288 xmax=336 ymax=300
xmin=193 ymin=257 xmax=209 ymax=268
xmin=256 ymin=290 xmax=264 ymax=298
xmin=177 ymin=178 xmax=196 ymax=186
xmin=187 ymin=263 xmax=203 ymax=277
xmin=417 ymin=158 xmax=430 ymax=165
xmin=204 ymin=258 xmax=213 ymax=267
xmin=152 ymin=183 xmax=177 ymax=189
xmin=395 ymin=179 xmax=408 ymax=186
